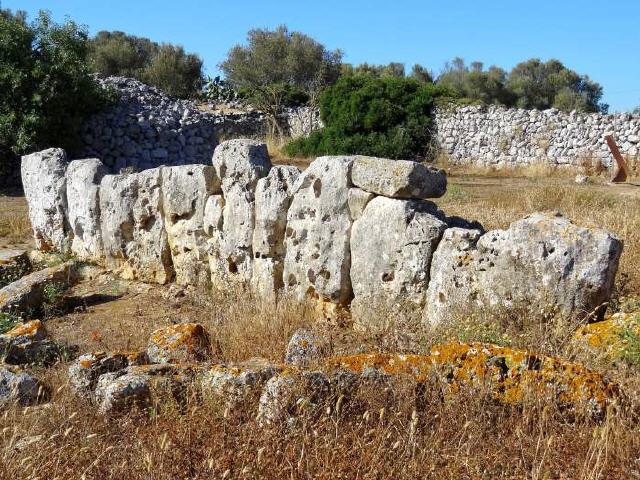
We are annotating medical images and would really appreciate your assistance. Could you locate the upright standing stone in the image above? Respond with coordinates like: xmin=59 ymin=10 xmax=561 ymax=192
xmin=66 ymin=158 xmax=108 ymax=261
xmin=21 ymin=148 xmax=70 ymax=252
xmin=350 ymin=197 xmax=447 ymax=326
xmin=162 ymin=165 xmax=221 ymax=287
xmin=283 ymin=156 xmax=354 ymax=305
xmin=211 ymin=139 xmax=272 ymax=284
xmin=99 ymin=169 xmax=173 ymax=283
xmin=252 ymin=165 xmax=300 ymax=300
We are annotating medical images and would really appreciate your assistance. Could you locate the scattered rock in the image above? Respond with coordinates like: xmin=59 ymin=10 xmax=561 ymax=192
xmin=94 ymin=371 xmax=151 ymax=414
xmin=0 ymin=365 xmax=49 ymax=409
xmin=575 ymin=311 xmax=640 ymax=359
xmin=0 ymin=320 xmax=62 ymax=365
xmin=0 ymin=261 xmax=76 ymax=315
xmin=68 ymin=351 xmax=148 ymax=398
xmin=21 ymin=148 xmax=70 ymax=251
xmin=351 ymin=156 xmax=447 ymax=200
xmin=575 ymin=174 xmax=590 ymax=184
xmin=66 ymin=158 xmax=108 ymax=261
xmin=146 ymin=323 xmax=212 ymax=364
xmin=423 ymin=212 xmax=623 ymax=326
xmin=0 ymin=249 xmax=31 ymax=289
xmin=284 ymin=328 xmax=327 ymax=367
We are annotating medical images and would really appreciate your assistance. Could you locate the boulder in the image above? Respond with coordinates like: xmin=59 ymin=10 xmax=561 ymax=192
xmin=350 ymin=156 xmax=447 ymax=199
xmin=284 ymin=328 xmax=327 ymax=367
xmin=350 ymin=197 xmax=447 ymax=325
xmin=423 ymin=212 xmax=623 ymax=326
xmin=146 ymin=323 xmax=212 ymax=364
xmin=21 ymin=148 xmax=70 ymax=251
xmin=0 ymin=320 xmax=61 ymax=365
xmin=162 ymin=165 xmax=221 ymax=287
xmin=0 ymin=261 xmax=75 ymax=315
xmin=251 ymin=165 xmax=301 ymax=299
xmin=66 ymin=159 xmax=108 ymax=261
xmin=99 ymin=169 xmax=173 ymax=283
xmin=68 ymin=351 xmax=148 ymax=398
xmin=0 ymin=365 xmax=49 ymax=409
xmin=283 ymin=156 xmax=354 ymax=305
xmin=201 ymin=358 xmax=279 ymax=413
xmin=211 ymin=139 xmax=272 ymax=283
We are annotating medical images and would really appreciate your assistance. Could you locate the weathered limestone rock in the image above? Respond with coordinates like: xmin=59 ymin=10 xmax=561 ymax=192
xmin=201 ymin=358 xmax=279 ymax=413
xmin=252 ymin=165 xmax=300 ymax=299
xmin=0 ymin=320 xmax=61 ymax=365
xmin=68 ymin=351 xmax=148 ymax=398
xmin=0 ymin=365 xmax=48 ymax=409
xmin=283 ymin=156 xmax=354 ymax=305
xmin=99 ymin=169 xmax=173 ymax=283
xmin=147 ymin=323 xmax=212 ymax=364
xmin=424 ymin=212 xmax=623 ymax=326
xmin=351 ymin=197 xmax=447 ymax=325
xmin=94 ymin=371 xmax=151 ymax=414
xmin=351 ymin=156 xmax=447 ymax=199
xmin=347 ymin=188 xmax=375 ymax=221
xmin=21 ymin=148 xmax=69 ymax=251
xmin=162 ymin=165 xmax=221 ymax=287
xmin=203 ymin=195 xmax=226 ymax=286
xmin=284 ymin=328 xmax=327 ymax=367
xmin=0 ymin=261 xmax=75 ymax=314
xmin=0 ymin=249 xmax=30 ymax=288
xmin=66 ymin=159 xmax=108 ymax=261
xmin=211 ymin=139 xmax=272 ymax=283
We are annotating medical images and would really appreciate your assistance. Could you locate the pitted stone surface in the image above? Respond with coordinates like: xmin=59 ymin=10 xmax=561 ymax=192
xmin=66 ymin=158 xmax=108 ymax=261
xmin=0 ymin=365 xmax=48 ymax=409
xmin=21 ymin=148 xmax=70 ymax=251
xmin=283 ymin=156 xmax=354 ymax=305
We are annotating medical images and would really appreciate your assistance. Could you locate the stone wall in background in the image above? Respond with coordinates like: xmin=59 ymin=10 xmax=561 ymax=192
xmin=433 ymin=105 xmax=640 ymax=168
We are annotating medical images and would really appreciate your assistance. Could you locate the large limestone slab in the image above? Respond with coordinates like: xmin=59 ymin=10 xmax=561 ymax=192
xmin=283 ymin=156 xmax=354 ymax=304
xmin=162 ymin=165 xmax=220 ymax=287
xmin=66 ymin=159 xmax=108 ymax=261
xmin=211 ymin=139 xmax=272 ymax=283
xmin=251 ymin=165 xmax=300 ymax=299
xmin=21 ymin=148 xmax=70 ymax=251
xmin=351 ymin=197 xmax=447 ymax=324
xmin=351 ymin=156 xmax=447 ymax=199
xmin=99 ymin=169 xmax=173 ymax=283
xmin=423 ymin=212 xmax=623 ymax=326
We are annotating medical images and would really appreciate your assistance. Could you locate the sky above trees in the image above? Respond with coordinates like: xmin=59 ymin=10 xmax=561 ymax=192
xmin=6 ymin=0 xmax=640 ymax=112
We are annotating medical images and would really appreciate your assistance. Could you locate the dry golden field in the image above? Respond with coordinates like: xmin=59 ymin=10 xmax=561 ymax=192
xmin=1 ymin=170 xmax=640 ymax=479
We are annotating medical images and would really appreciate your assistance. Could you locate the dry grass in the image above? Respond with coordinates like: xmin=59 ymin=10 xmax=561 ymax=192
xmin=0 ymin=195 xmax=31 ymax=247
xmin=3 ymin=172 xmax=640 ymax=478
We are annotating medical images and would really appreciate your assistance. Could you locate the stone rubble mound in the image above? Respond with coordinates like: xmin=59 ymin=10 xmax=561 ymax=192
xmin=64 ymin=323 xmax=620 ymax=419
xmin=21 ymin=141 xmax=622 ymax=327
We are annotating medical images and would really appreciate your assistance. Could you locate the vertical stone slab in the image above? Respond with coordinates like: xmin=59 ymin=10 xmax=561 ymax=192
xmin=350 ymin=196 xmax=447 ymax=326
xmin=211 ymin=139 xmax=272 ymax=284
xmin=21 ymin=148 xmax=70 ymax=252
xmin=66 ymin=159 xmax=108 ymax=261
xmin=251 ymin=165 xmax=301 ymax=300
xmin=162 ymin=165 xmax=221 ymax=287
xmin=99 ymin=169 xmax=173 ymax=283
xmin=283 ymin=156 xmax=354 ymax=305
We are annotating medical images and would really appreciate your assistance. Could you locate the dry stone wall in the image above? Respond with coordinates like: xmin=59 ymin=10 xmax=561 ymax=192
xmin=434 ymin=105 xmax=640 ymax=168
xmin=22 ymin=142 xmax=623 ymax=329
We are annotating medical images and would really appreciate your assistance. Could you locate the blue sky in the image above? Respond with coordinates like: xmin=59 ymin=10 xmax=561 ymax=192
xmin=5 ymin=0 xmax=640 ymax=112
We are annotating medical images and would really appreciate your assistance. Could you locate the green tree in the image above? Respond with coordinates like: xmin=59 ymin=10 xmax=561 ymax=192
xmin=437 ymin=57 xmax=511 ymax=105
xmin=0 ymin=9 xmax=110 ymax=181
xmin=284 ymin=74 xmax=446 ymax=159
xmin=507 ymin=58 xmax=607 ymax=113
xmin=88 ymin=31 xmax=203 ymax=98
xmin=220 ymin=25 xmax=342 ymax=134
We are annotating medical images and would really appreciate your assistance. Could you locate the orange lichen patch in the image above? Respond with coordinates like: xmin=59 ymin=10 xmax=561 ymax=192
xmin=328 ymin=342 xmax=620 ymax=411
xmin=149 ymin=323 xmax=211 ymax=356
xmin=2 ymin=320 xmax=46 ymax=340
xmin=575 ymin=312 xmax=640 ymax=355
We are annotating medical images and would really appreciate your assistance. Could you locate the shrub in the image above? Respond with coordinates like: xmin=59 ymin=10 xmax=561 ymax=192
xmin=284 ymin=75 xmax=446 ymax=159
xmin=0 ymin=9 xmax=112 ymax=180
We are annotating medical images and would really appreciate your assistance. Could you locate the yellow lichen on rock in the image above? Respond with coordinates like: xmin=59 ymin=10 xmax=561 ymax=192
xmin=147 ymin=323 xmax=212 ymax=363
xmin=2 ymin=319 xmax=47 ymax=340
xmin=575 ymin=312 xmax=640 ymax=359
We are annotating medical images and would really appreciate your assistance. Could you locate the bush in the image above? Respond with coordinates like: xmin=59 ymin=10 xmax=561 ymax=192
xmin=88 ymin=31 xmax=203 ymax=98
xmin=284 ymin=75 xmax=446 ymax=159
xmin=0 ymin=9 xmax=112 ymax=180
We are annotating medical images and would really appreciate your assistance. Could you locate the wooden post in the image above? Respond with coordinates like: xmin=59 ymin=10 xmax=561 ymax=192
xmin=605 ymin=135 xmax=630 ymax=183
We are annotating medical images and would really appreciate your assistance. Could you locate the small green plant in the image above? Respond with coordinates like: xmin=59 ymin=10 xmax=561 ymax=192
xmin=0 ymin=312 xmax=20 ymax=334
xmin=42 ymin=282 xmax=67 ymax=319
